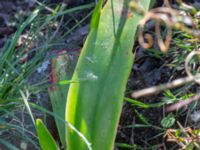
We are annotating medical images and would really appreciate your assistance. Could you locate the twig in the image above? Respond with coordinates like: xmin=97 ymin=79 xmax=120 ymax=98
xmin=165 ymin=93 xmax=200 ymax=112
xmin=131 ymin=74 xmax=200 ymax=98
xmin=135 ymin=1 xmax=199 ymax=53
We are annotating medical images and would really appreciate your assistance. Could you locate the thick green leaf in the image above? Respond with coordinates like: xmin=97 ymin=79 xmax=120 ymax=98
xmin=48 ymin=54 xmax=76 ymax=148
xmin=36 ymin=119 xmax=59 ymax=150
xmin=66 ymin=0 xmax=151 ymax=150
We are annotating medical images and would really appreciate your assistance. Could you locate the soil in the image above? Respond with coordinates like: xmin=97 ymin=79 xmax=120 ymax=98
xmin=1 ymin=0 xmax=200 ymax=150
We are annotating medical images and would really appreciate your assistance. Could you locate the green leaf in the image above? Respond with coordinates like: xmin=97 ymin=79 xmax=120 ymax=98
xmin=125 ymin=124 xmax=152 ymax=128
xmin=186 ymin=143 xmax=194 ymax=150
xmin=115 ymin=143 xmax=135 ymax=149
xmin=135 ymin=109 xmax=151 ymax=125
xmin=48 ymin=54 xmax=77 ymax=149
xmin=115 ymin=143 xmax=143 ymax=150
xmin=161 ymin=114 xmax=175 ymax=128
xmin=125 ymin=97 xmax=150 ymax=108
xmin=65 ymin=0 xmax=152 ymax=150
xmin=36 ymin=119 xmax=59 ymax=150
xmin=90 ymin=0 xmax=104 ymax=28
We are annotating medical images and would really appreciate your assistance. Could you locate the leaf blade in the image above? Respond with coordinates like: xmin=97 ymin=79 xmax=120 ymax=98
xmin=36 ymin=119 xmax=59 ymax=150
xmin=66 ymin=0 xmax=152 ymax=150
